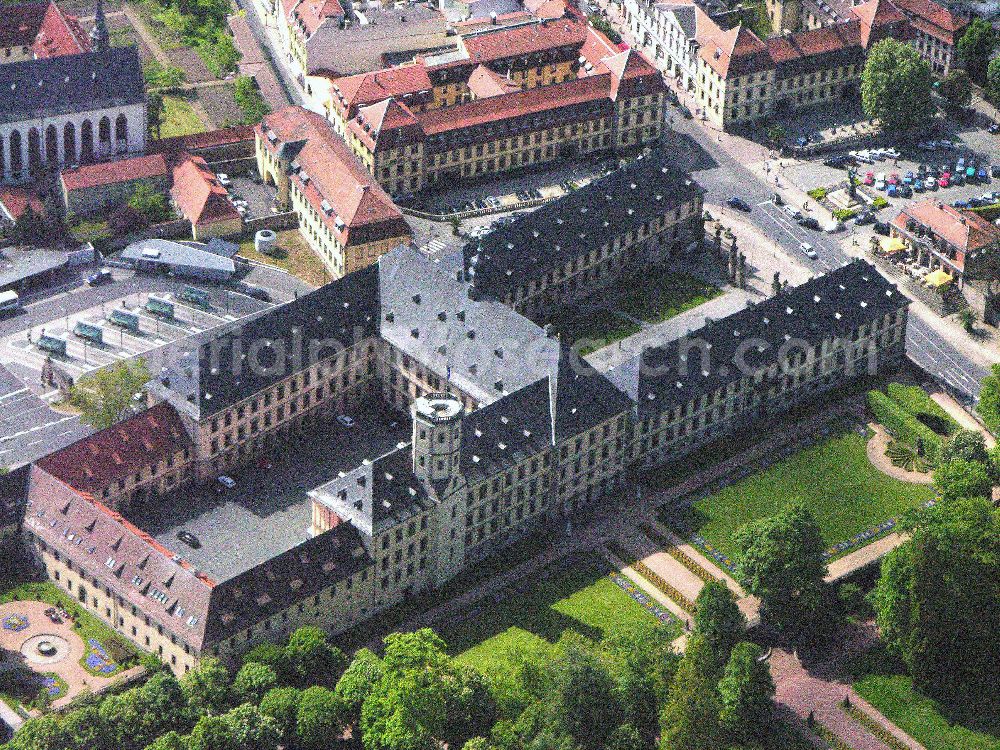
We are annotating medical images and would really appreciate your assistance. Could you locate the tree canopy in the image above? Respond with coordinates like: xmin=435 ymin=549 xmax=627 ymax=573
xmin=861 ymin=39 xmax=933 ymax=132
xmin=932 ymin=457 xmax=993 ymax=503
xmin=957 ymin=18 xmax=998 ymax=84
xmin=69 ymin=359 xmax=151 ymax=430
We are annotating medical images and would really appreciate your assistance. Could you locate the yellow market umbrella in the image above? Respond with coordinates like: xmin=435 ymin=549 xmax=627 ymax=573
xmin=923 ymin=269 xmax=953 ymax=288
xmin=879 ymin=237 xmax=907 ymax=254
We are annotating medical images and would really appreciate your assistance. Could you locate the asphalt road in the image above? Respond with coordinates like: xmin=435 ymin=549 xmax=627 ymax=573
xmin=663 ymin=116 xmax=992 ymax=399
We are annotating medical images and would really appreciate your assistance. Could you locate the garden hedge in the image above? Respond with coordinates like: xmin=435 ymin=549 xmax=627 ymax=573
xmin=867 ymin=390 xmax=943 ymax=465
xmin=885 ymin=383 xmax=959 ymax=435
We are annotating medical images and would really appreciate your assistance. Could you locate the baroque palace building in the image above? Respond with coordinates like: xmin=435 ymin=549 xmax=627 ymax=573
xmin=321 ymin=16 xmax=668 ymax=197
xmin=8 ymin=243 xmax=907 ymax=675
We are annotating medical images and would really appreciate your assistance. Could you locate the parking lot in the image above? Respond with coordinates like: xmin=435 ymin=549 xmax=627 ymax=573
xmin=0 ymin=284 xmax=271 ymax=383
xmin=224 ymin=174 xmax=280 ymax=221
xmin=127 ymin=401 xmax=411 ymax=581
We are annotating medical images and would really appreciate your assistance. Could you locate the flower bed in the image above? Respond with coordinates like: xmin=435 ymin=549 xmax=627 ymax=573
xmin=607 ymin=573 xmax=677 ymax=625
xmin=84 ymin=638 xmax=121 ymax=676
xmin=630 ymin=560 xmax=697 ymax=613
xmin=2 ymin=614 xmax=29 ymax=632
xmin=843 ymin=702 xmax=911 ymax=750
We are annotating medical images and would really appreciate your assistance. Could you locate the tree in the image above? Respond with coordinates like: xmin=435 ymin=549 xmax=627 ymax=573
xmin=148 ymin=92 xmax=164 ymax=139
xmin=939 ymin=68 xmax=973 ymax=109
xmin=548 ymin=637 xmax=621 ymax=750
xmin=932 ymin=458 xmax=992 ymax=502
xmin=693 ymin=581 xmax=746 ymax=671
xmin=180 ymin=657 xmax=231 ymax=716
xmin=988 ymin=57 xmax=1000 ymax=103
xmin=717 ymin=642 xmax=775 ymax=743
xmin=607 ymin=723 xmax=647 ymax=750
xmin=128 ymin=183 xmax=170 ymax=224
xmin=873 ymin=498 xmax=1000 ymax=710
xmin=143 ymin=731 xmax=188 ymax=750
xmin=957 ymin=18 xmax=998 ymax=84
xmin=658 ymin=635 xmax=720 ymax=750
xmin=233 ymin=75 xmax=271 ymax=124
xmin=285 ymin=625 xmax=347 ymax=688
xmin=243 ymin=642 xmax=287 ymax=673
xmin=942 ymin=429 xmax=989 ymax=465
xmin=734 ymin=502 xmax=840 ymax=648
xmin=218 ymin=704 xmax=280 ymax=750
xmin=958 ymin=307 xmax=977 ymax=334
xmin=335 ymin=647 xmax=384 ymax=724
xmin=232 ymin=662 xmax=277 ymax=705
xmin=259 ymin=686 xmax=301 ymax=746
xmin=11 ymin=204 xmax=49 ymax=247
xmin=69 ymin=358 xmax=151 ymax=430
xmin=861 ymin=39 xmax=933 ymax=133
xmin=978 ymin=363 xmax=1000 ymax=432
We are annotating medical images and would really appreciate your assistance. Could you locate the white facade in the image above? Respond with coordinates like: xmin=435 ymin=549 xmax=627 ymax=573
xmin=0 ymin=102 xmax=146 ymax=183
xmin=621 ymin=1 xmax=701 ymax=89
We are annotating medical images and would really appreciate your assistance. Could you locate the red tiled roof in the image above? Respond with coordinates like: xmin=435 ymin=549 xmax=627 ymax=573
xmin=524 ymin=0 xmax=566 ymax=19
xmin=61 ymin=153 xmax=168 ymax=192
xmin=467 ymin=64 xmax=520 ymax=98
xmin=331 ymin=65 xmax=434 ymax=116
xmin=896 ymin=200 xmax=1000 ymax=257
xmin=32 ymin=0 xmax=89 ymax=58
xmin=851 ymin=0 xmax=907 ymax=47
xmin=171 ymin=155 xmax=241 ymax=227
xmin=460 ymin=17 xmax=588 ymax=63
xmin=349 ymin=97 xmax=422 ymax=151
xmin=0 ymin=186 xmax=44 ymax=222
xmin=580 ymin=25 xmax=620 ymax=67
xmin=259 ymin=107 xmax=409 ymax=244
xmin=37 ymin=403 xmax=193 ymax=496
xmin=891 ymin=0 xmax=968 ymax=43
xmin=151 ymin=125 xmax=255 ymax=155
xmin=290 ymin=0 xmax=344 ymax=36
xmin=766 ymin=20 xmax=862 ymax=64
xmin=700 ymin=24 xmax=771 ymax=78
xmin=23 ymin=466 xmax=215 ymax=649
xmin=418 ymin=72 xmax=613 ymax=134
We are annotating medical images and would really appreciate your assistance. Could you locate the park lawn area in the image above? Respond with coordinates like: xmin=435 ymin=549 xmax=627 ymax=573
xmin=160 ymin=95 xmax=207 ymax=138
xmin=677 ymin=428 xmax=934 ymax=561
xmin=619 ymin=269 xmax=721 ymax=324
xmin=0 ymin=581 xmax=141 ymax=677
xmin=442 ymin=554 xmax=666 ymax=679
xmin=547 ymin=308 xmax=641 ymax=355
xmin=239 ymin=229 xmax=329 ymax=288
xmin=854 ymin=674 xmax=1000 ymax=750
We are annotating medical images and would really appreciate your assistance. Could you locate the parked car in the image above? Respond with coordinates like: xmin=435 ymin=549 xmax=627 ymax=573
xmin=938 ymin=176 xmax=950 ymax=188
xmin=875 ymin=179 xmax=887 ymax=191
xmin=863 ymin=172 xmax=875 ymax=186
xmin=336 ymin=415 xmax=356 ymax=428
xmin=899 ymin=185 xmax=912 ymax=198
xmin=784 ymin=205 xmax=803 ymax=220
xmin=887 ymin=184 xmax=898 ymax=197
xmin=883 ymin=148 xmax=901 ymax=159
xmin=989 ymin=122 xmax=1000 ymax=134
xmin=87 ymin=269 xmax=112 ymax=285
xmin=873 ymin=221 xmax=891 ymax=236
xmin=913 ymin=179 xmax=925 ymax=192
xmin=216 ymin=173 xmax=231 ymax=187
xmin=856 ymin=211 xmax=875 ymax=225
xmin=727 ymin=196 xmax=752 ymax=212
xmin=679 ymin=105 xmax=693 ymax=119
xmin=772 ymin=192 xmax=784 ymax=205
xmin=217 ymin=475 xmax=236 ymax=489
xmin=903 ymin=171 xmax=914 ymax=184
xmin=800 ymin=217 xmax=821 ymax=230
xmin=799 ymin=242 xmax=818 ymax=259
xmin=176 ymin=531 xmax=201 ymax=549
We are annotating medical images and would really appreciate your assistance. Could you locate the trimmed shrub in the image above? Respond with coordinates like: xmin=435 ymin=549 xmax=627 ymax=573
xmin=885 ymin=383 xmax=959 ymax=435
xmin=867 ymin=390 xmax=943 ymax=465
xmin=833 ymin=208 xmax=858 ymax=222
xmin=871 ymin=196 xmax=889 ymax=210
xmin=808 ymin=187 xmax=828 ymax=201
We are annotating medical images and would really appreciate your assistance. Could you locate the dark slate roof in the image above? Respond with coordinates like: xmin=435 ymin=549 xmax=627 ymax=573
xmin=204 ymin=521 xmax=372 ymax=646
xmin=310 ymin=444 xmax=436 ymax=537
xmin=188 ymin=262 xmax=381 ymax=417
xmin=0 ymin=464 xmax=30 ymax=531
xmin=632 ymin=260 xmax=907 ymax=419
xmin=460 ymin=378 xmax=553 ymax=482
xmin=0 ymin=46 xmax=145 ymax=124
xmin=552 ymin=345 xmax=632 ymax=440
xmin=465 ymin=153 xmax=704 ymax=299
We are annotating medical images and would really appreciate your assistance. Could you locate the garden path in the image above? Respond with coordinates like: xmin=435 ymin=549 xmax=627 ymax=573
xmin=865 ymin=424 xmax=933 ymax=484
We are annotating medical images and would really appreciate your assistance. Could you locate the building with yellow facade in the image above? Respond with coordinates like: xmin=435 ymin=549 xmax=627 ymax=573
xmin=323 ymin=17 xmax=668 ymax=197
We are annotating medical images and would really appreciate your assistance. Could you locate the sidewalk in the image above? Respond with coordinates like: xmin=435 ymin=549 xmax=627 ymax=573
xmin=228 ymin=12 xmax=291 ymax=112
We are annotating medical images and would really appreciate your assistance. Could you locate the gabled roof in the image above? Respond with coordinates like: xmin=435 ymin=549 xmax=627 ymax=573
xmin=22 ymin=466 xmax=215 ymax=649
xmin=459 ymin=17 xmax=588 ymax=63
xmin=0 ymin=465 xmax=30 ymax=531
xmin=330 ymin=64 xmax=433 ymax=115
xmin=890 ymin=0 xmax=968 ymax=43
xmin=895 ymin=200 xmax=1000 ymax=259
xmin=33 ymin=0 xmax=89 ymax=58
xmin=61 ymin=153 xmax=169 ymax=192
xmin=259 ymin=107 xmax=409 ymax=243
xmin=551 ymin=344 xmax=632 ymax=441
xmin=349 ymin=97 xmax=422 ymax=151
xmin=0 ymin=46 xmax=144 ymax=124
xmin=699 ymin=24 xmax=771 ymax=78
xmin=851 ymin=0 xmax=907 ymax=47
xmin=171 ymin=155 xmax=241 ymax=227
xmin=289 ymin=0 xmax=344 ymax=36
xmin=36 ymin=403 xmax=193 ymax=496
xmin=467 ymin=64 xmax=520 ymax=98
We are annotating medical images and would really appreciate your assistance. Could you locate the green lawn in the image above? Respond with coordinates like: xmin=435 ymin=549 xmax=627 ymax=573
xmin=0 ymin=581 xmax=141 ymax=677
xmin=160 ymin=95 xmax=206 ymax=138
xmin=619 ymin=269 xmax=721 ymax=324
xmin=673 ymin=428 xmax=934 ymax=561
xmin=239 ymin=229 xmax=329 ymax=288
xmin=547 ymin=308 xmax=641 ymax=355
xmin=442 ymin=554 xmax=668 ymax=679
xmin=855 ymin=674 xmax=1000 ymax=750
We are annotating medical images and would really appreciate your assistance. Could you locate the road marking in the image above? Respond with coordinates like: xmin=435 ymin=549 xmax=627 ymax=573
xmin=0 ymin=387 xmax=28 ymax=403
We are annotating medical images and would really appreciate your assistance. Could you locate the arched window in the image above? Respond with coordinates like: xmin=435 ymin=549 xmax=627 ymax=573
xmin=115 ymin=113 xmax=128 ymax=146
xmin=81 ymin=120 xmax=94 ymax=163
xmin=27 ymin=127 xmax=41 ymax=171
xmin=63 ymin=122 xmax=76 ymax=164
xmin=9 ymin=130 xmax=22 ymax=175
xmin=45 ymin=124 xmax=58 ymax=165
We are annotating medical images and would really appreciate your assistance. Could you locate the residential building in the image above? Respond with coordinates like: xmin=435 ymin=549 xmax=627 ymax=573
xmin=256 ymin=106 xmax=412 ymax=279
xmin=11 ymin=248 xmax=907 ymax=677
xmin=464 ymin=151 xmax=705 ymax=319
xmin=890 ymin=0 xmax=968 ymax=75
xmin=60 ymin=153 xmax=170 ymax=217
xmin=0 ymin=0 xmax=90 ymax=63
xmin=891 ymin=200 xmax=1000 ymax=286
xmin=326 ymin=18 xmax=667 ymax=197
xmin=170 ymin=155 xmax=243 ymax=241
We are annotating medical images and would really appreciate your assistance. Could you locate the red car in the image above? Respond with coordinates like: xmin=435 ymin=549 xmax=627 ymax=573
xmin=864 ymin=172 xmax=875 ymax=186
xmin=888 ymin=173 xmax=900 ymax=185
xmin=938 ymin=176 xmax=950 ymax=188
